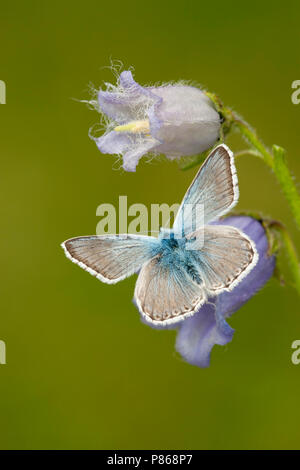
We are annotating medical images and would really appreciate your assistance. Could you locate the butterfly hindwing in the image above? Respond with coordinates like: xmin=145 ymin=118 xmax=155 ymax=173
xmin=186 ymin=224 xmax=258 ymax=293
xmin=135 ymin=254 xmax=206 ymax=325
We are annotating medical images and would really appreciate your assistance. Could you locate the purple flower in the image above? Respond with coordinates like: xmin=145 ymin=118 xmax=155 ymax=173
xmin=142 ymin=216 xmax=276 ymax=368
xmin=93 ymin=71 xmax=221 ymax=171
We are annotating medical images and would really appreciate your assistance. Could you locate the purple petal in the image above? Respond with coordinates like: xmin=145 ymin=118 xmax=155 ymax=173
xmin=98 ymin=71 xmax=160 ymax=124
xmin=214 ymin=216 xmax=276 ymax=317
xmin=98 ymin=90 xmax=136 ymax=124
xmin=122 ymin=138 xmax=157 ymax=172
xmin=148 ymin=85 xmax=221 ymax=158
xmin=148 ymin=104 xmax=164 ymax=143
xmin=176 ymin=216 xmax=275 ymax=368
xmin=119 ymin=71 xmax=135 ymax=88
xmin=95 ymin=131 xmax=132 ymax=154
xmin=119 ymin=71 xmax=160 ymax=102
xmin=176 ymin=303 xmax=233 ymax=368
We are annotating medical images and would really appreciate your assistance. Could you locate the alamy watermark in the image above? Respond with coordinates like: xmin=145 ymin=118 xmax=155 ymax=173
xmin=291 ymin=80 xmax=300 ymax=105
xmin=96 ymin=196 xmax=205 ymax=247
xmin=0 ymin=340 xmax=6 ymax=365
xmin=291 ymin=340 xmax=300 ymax=365
xmin=96 ymin=196 xmax=180 ymax=236
xmin=0 ymin=80 xmax=6 ymax=104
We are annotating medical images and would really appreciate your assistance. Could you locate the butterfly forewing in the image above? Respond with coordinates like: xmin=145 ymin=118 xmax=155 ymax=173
xmin=173 ymin=144 xmax=239 ymax=236
xmin=186 ymin=225 xmax=258 ymax=293
xmin=135 ymin=254 xmax=206 ymax=325
xmin=62 ymin=235 xmax=158 ymax=284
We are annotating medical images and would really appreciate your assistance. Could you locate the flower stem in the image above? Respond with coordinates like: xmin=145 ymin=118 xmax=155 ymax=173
xmin=232 ymin=119 xmax=274 ymax=168
xmin=272 ymin=145 xmax=300 ymax=230
xmin=267 ymin=221 xmax=300 ymax=296
xmin=231 ymin=116 xmax=300 ymax=229
xmin=206 ymin=92 xmax=300 ymax=231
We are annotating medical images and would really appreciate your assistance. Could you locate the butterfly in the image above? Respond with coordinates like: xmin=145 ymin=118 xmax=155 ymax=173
xmin=61 ymin=144 xmax=258 ymax=327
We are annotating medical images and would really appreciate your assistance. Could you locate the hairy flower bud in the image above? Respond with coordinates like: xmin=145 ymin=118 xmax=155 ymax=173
xmin=93 ymin=71 xmax=221 ymax=171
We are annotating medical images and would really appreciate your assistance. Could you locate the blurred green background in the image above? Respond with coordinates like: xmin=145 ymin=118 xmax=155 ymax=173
xmin=1 ymin=0 xmax=300 ymax=450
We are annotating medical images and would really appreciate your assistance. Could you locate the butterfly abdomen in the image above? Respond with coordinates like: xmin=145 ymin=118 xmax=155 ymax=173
xmin=157 ymin=235 xmax=203 ymax=286
xmin=184 ymin=260 xmax=203 ymax=285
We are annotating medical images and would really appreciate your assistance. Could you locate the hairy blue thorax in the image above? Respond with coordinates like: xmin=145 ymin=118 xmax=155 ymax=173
xmin=154 ymin=229 xmax=203 ymax=285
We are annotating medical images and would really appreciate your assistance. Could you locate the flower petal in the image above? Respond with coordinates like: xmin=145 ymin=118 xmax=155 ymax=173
xmin=98 ymin=71 xmax=160 ymax=124
xmin=122 ymin=138 xmax=157 ymax=172
xmin=214 ymin=216 xmax=276 ymax=317
xmin=119 ymin=71 xmax=160 ymax=102
xmin=148 ymin=85 xmax=221 ymax=158
xmin=98 ymin=90 xmax=136 ymax=124
xmin=95 ymin=131 xmax=132 ymax=154
xmin=176 ymin=302 xmax=232 ymax=368
xmin=175 ymin=216 xmax=275 ymax=368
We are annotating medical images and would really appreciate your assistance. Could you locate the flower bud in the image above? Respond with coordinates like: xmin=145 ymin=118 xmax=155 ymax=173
xmin=94 ymin=71 xmax=221 ymax=171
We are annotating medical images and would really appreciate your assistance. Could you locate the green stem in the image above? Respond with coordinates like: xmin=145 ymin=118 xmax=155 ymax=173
xmin=208 ymin=93 xmax=300 ymax=231
xmin=180 ymin=148 xmax=261 ymax=170
xmin=267 ymin=221 xmax=300 ymax=296
xmin=179 ymin=151 xmax=210 ymax=171
xmin=272 ymin=145 xmax=300 ymax=230
xmin=234 ymin=149 xmax=261 ymax=158
xmin=232 ymin=119 xmax=274 ymax=168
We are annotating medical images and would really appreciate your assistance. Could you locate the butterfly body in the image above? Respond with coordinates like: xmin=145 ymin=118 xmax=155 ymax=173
xmin=62 ymin=144 xmax=258 ymax=326
xmin=157 ymin=231 xmax=203 ymax=285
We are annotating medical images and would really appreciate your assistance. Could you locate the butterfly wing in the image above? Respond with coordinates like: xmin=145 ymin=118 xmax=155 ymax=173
xmin=62 ymin=234 xmax=159 ymax=284
xmin=186 ymin=225 xmax=258 ymax=293
xmin=173 ymin=144 xmax=239 ymax=236
xmin=135 ymin=254 xmax=206 ymax=325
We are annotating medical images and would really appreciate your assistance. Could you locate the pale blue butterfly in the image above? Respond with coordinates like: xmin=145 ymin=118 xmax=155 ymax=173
xmin=61 ymin=144 xmax=258 ymax=328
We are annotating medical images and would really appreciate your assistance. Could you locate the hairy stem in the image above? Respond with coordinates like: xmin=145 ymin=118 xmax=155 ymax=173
xmin=184 ymin=92 xmax=300 ymax=231
xmin=272 ymin=145 xmax=300 ymax=230
xmin=267 ymin=221 xmax=300 ymax=296
xmin=219 ymin=96 xmax=300 ymax=230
